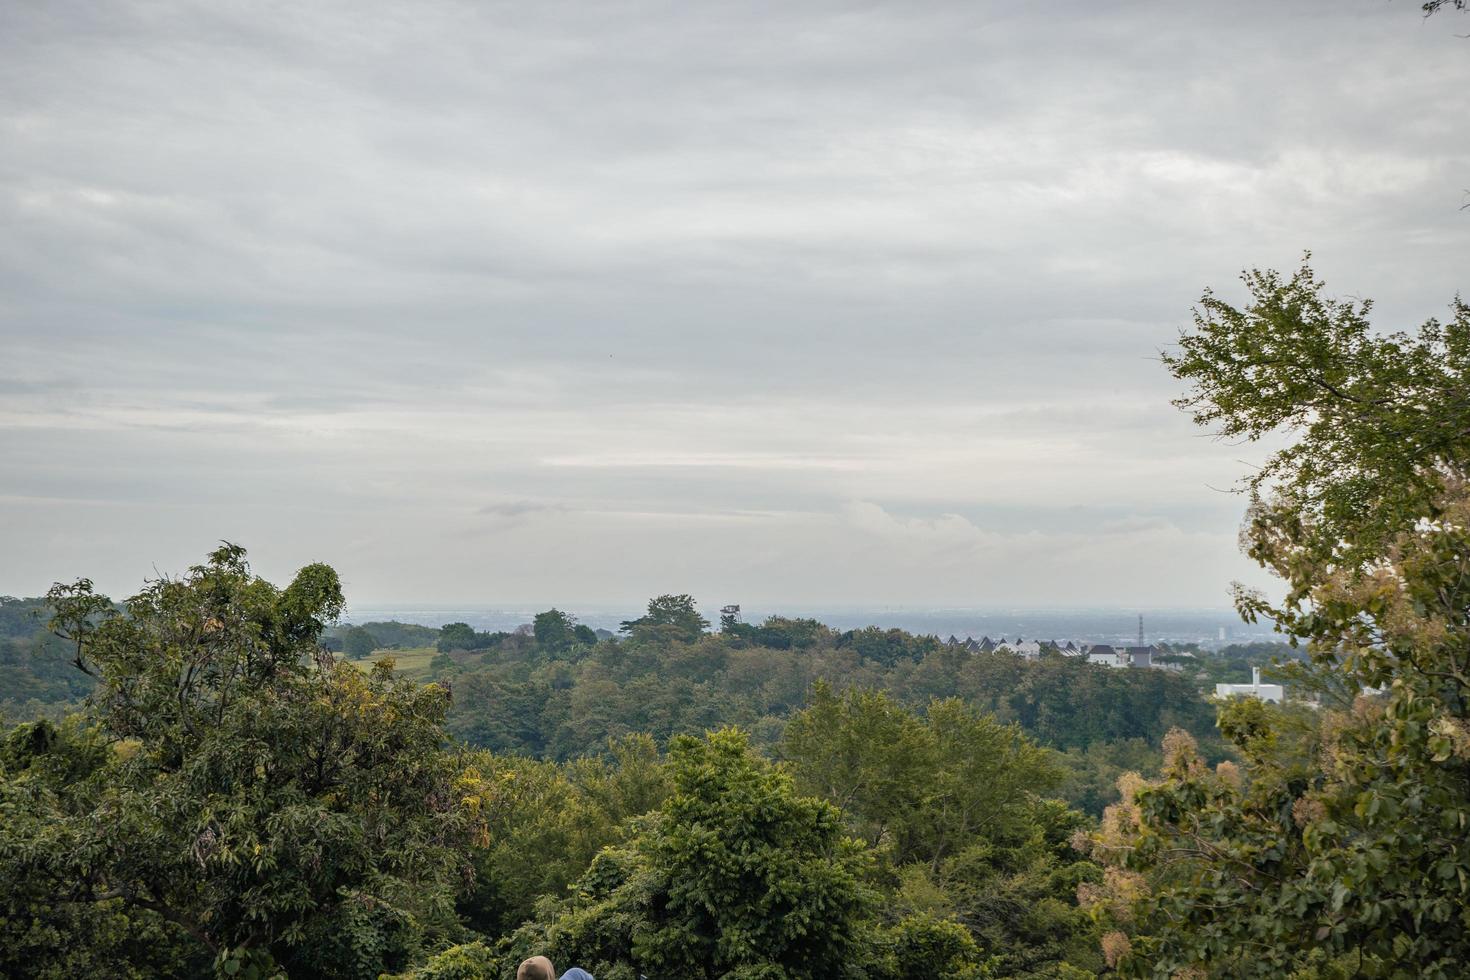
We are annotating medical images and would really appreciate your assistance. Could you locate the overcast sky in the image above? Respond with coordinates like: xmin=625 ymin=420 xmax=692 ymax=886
xmin=2 ymin=0 xmax=1466 ymax=609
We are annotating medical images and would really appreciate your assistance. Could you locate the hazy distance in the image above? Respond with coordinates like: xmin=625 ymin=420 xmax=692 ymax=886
xmin=3 ymin=1 xmax=1467 ymax=608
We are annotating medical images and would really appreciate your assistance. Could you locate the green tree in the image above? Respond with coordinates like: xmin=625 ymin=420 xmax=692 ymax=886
xmin=866 ymin=913 xmax=989 ymax=979
xmin=1081 ymin=266 xmax=1470 ymax=977
xmin=0 ymin=597 xmax=97 ymax=713
xmin=783 ymin=686 xmax=1101 ymax=976
xmin=1161 ymin=258 xmax=1470 ymax=567
xmin=1 ymin=546 xmax=484 ymax=979
xmin=619 ymin=594 xmax=708 ymax=643
xmin=533 ymin=609 xmax=577 ymax=651
xmin=455 ymin=734 xmax=670 ymax=935
xmin=437 ymin=622 xmax=479 ymax=652
xmin=751 ymin=616 xmax=828 ymax=651
xmin=342 ymin=624 xmax=379 ymax=659
xmin=328 ymin=621 xmax=440 ymax=650
xmin=784 ymin=685 xmax=1063 ymax=868
xmin=837 ymin=626 xmax=940 ymax=666
xmin=0 ymin=718 xmax=202 ymax=978
xmin=454 ymin=728 xmax=879 ymax=980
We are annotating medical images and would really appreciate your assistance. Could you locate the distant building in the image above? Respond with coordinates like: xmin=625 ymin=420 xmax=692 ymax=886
xmin=1084 ymin=643 xmax=1172 ymax=670
xmin=967 ymin=637 xmax=1168 ymax=669
xmin=990 ymin=637 xmax=1042 ymax=660
xmin=1215 ymin=667 xmax=1284 ymax=703
xmin=1009 ymin=639 xmax=1043 ymax=660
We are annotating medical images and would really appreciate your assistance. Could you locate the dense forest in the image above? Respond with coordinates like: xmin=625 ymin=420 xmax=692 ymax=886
xmin=1 ymin=589 xmax=1259 ymax=818
xmin=4 ymin=264 xmax=1470 ymax=978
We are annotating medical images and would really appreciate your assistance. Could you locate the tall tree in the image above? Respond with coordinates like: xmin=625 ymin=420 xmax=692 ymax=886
xmin=342 ymin=624 xmax=379 ymax=659
xmin=1161 ymin=258 xmax=1470 ymax=568
xmin=0 ymin=546 xmax=485 ymax=979
xmin=532 ymin=608 xmax=578 ymax=651
xmin=436 ymin=621 xmax=480 ymax=652
xmin=783 ymin=684 xmax=1063 ymax=868
xmin=783 ymin=686 xmax=1101 ymax=976
xmin=419 ymin=728 xmax=887 ymax=980
xmin=1082 ymin=266 xmax=1470 ymax=977
xmin=619 ymin=594 xmax=709 ymax=643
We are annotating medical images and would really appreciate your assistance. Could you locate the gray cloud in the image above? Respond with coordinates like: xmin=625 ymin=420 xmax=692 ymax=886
xmin=1 ymin=0 xmax=1466 ymax=605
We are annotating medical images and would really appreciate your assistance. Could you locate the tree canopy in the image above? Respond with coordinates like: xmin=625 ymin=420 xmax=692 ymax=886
xmin=1081 ymin=267 xmax=1470 ymax=977
xmin=1163 ymin=258 xmax=1470 ymax=567
xmin=1 ymin=546 xmax=484 ymax=979
xmin=619 ymin=594 xmax=709 ymax=643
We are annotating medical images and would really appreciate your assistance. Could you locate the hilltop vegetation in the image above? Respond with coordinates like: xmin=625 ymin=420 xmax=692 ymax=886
xmin=0 ymin=560 xmax=1217 ymax=977
xmin=6 ymin=594 xmax=1232 ymax=817
xmin=0 ymin=547 xmax=1110 ymax=978
xmin=425 ymin=612 xmax=1218 ymax=798
xmin=0 ymin=595 xmax=95 ymax=718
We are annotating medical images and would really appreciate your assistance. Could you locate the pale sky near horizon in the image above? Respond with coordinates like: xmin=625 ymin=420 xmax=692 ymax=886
xmin=2 ymin=0 xmax=1467 ymax=607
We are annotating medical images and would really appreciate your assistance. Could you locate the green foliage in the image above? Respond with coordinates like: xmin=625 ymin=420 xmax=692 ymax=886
xmin=0 ymin=719 xmax=204 ymax=978
xmin=735 ymin=615 xmax=831 ymax=650
xmin=0 ymin=546 xmax=484 ymax=979
xmin=431 ymin=620 xmax=1218 ymax=790
xmin=3 ymin=549 xmax=1140 ymax=979
xmin=867 ymin=913 xmax=987 ymax=979
xmin=456 ymin=734 xmax=670 ymax=935
xmin=1057 ymin=738 xmax=1161 ymax=816
xmin=393 ymin=941 xmax=496 ymax=979
xmin=0 ymin=596 xmax=95 ymax=714
xmin=1163 ymin=258 xmax=1470 ymax=566
xmin=330 ymin=621 xmax=441 ymax=650
xmin=213 ymin=946 xmax=286 ymax=980
xmin=1152 ymin=642 xmax=1305 ymax=695
xmin=342 ymin=624 xmax=379 ymax=659
xmin=437 ymin=622 xmax=481 ymax=652
xmin=1081 ymin=267 xmax=1470 ymax=976
xmin=619 ymin=593 xmax=709 ymax=643
xmin=784 ymin=687 xmax=1102 ymax=977
xmin=435 ymin=624 xmax=511 ymax=655
xmin=837 ymin=626 xmax=942 ymax=666
xmin=532 ymin=609 xmax=578 ymax=651
xmin=784 ymin=685 xmax=1063 ymax=866
xmin=483 ymin=729 xmax=877 ymax=979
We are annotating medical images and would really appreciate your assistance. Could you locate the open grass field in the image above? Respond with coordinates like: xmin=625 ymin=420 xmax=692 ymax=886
xmin=346 ymin=645 xmax=439 ymax=682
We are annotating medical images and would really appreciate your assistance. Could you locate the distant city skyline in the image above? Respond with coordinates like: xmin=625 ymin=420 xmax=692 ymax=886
xmin=3 ymin=1 xmax=1467 ymax=605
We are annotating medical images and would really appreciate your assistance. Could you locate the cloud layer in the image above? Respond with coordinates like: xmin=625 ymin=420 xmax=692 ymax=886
xmin=2 ymin=0 xmax=1466 ymax=605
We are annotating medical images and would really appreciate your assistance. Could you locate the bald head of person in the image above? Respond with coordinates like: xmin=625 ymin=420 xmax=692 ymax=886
xmin=517 ymin=956 xmax=555 ymax=980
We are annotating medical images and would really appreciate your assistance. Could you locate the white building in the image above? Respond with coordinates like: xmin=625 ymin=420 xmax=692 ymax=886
xmin=1215 ymin=667 xmax=1284 ymax=703
xmin=1083 ymin=643 xmax=1174 ymax=670
xmin=1087 ymin=644 xmax=1126 ymax=668
xmin=1008 ymin=639 xmax=1043 ymax=660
